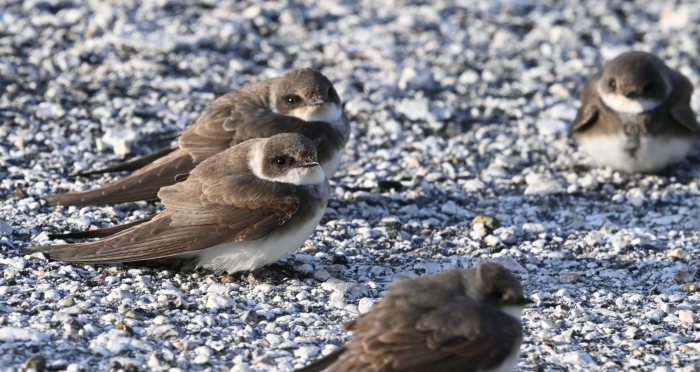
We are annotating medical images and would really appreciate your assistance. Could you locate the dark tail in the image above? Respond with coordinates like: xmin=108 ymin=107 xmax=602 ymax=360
xmin=44 ymin=149 xmax=196 ymax=207
xmin=75 ymin=145 xmax=178 ymax=176
xmin=48 ymin=216 xmax=155 ymax=240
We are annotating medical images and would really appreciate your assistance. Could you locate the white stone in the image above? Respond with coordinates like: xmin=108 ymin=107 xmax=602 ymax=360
xmin=205 ymin=294 xmax=235 ymax=310
xmin=524 ymin=173 xmax=563 ymax=195
xmin=294 ymin=345 xmax=320 ymax=359
xmin=321 ymin=280 xmax=367 ymax=299
xmin=358 ymin=298 xmax=375 ymax=314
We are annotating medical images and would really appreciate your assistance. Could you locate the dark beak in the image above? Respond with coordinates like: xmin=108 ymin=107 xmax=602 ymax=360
xmin=309 ymin=98 xmax=325 ymax=106
xmin=300 ymin=160 xmax=320 ymax=168
xmin=623 ymin=91 xmax=639 ymax=99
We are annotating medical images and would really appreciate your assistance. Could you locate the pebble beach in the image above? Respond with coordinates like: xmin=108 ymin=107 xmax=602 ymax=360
xmin=1 ymin=0 xmax=700 ymax=371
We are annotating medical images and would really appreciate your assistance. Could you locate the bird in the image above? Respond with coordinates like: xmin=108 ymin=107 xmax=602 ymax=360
xmin=28 ymin=133 xmax=330 ymax=274
xmin=295 ymin=262 xmax=531 ymax=372
xmin=571 ymin=51 xmax=699 ymax=173
xmin=43 ymin=68 xmax=349 ymax=207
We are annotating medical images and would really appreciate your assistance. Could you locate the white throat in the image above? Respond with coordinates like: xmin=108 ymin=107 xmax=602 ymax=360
xmin=249 ymin=146 xmax=326 ymax=186
xmin=289 ymin=103 xmax=343 ymax=125
xmin=597 ymin=79 xmax=671 ymax=114
xmin=500 ymin=305 xmax=525 ymax=321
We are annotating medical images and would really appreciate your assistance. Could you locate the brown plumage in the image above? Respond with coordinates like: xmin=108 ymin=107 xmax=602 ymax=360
xmin=29 ymin=134 xmax=331 ymax=273
xmin=44 ymin=69 xmax=348 ymax=207
xmin=571 ymin=51 xmax=699 ymax=173
xmin=296 ymin=263 xmax=530 ymax=372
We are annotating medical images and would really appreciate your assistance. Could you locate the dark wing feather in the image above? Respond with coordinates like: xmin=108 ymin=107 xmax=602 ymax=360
xmin=43 ymin=80 xmax=345 ymax=207
xmin=324 ymin=298 xmax=521 ymax=372
xmin=43 ymin=148 xmax=196 ymax=206
xmin=668 ymin=71 xmax=700 ymax=133
xmin=75 ymin=145 xmax=178 ymax=176
xmin=179 ymin=87 xmax=346 ymax=164
xmin=571 ymin=77 xmax=601 ymax=133
xmin=48 ymin=216 xmax=155 ymax=240
xmin=28 ymin=172 xmax=299 ymax=263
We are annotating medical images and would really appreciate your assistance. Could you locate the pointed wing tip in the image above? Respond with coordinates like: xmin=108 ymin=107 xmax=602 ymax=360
xmin=23 ymin=245 xmax=51 ymax=258
xmin=42 ymin=194 xmax=67 ymax=207
xmin=42 ymin=195 xmax=56 ymax=204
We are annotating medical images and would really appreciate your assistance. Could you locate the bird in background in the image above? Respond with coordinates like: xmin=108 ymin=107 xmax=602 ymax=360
xmin=571 ymin=51 xmax=699 ymax=173
xmin=43 ymin=68 xmax=349 ymax=207
xmin=296 ymin=262 xmax=531 ymax=372
xmin=29 ymin=133 xmax=331 ymax=274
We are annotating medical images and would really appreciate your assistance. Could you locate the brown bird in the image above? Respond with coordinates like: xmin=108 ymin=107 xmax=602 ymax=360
xmin=43 ymin=68 xmax=349 ymax=207
xmin=296 ymin=262 xmax=531 ymax=372
xmin=28 ymin=133 xmax=330 ymax=273
xmin=571 ymin=51 xmax=699 ymax=173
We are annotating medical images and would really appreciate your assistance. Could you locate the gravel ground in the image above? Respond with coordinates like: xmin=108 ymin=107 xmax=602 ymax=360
xmin=2 ymin=0 xmax=700 ymax=371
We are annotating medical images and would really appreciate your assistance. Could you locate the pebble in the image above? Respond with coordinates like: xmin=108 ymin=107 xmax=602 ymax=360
xmin=524 ymin=174 xmax=564 ymax=195
xmin=24 ymin=354 xmax=46 ymax=372
xmin=358 ymin=298 xmax=375 ymax=314
xmin=559 ymin=273 xmax=581 ymax=284
xmin=678 ymin=310 xmax=695 ymax=324
xmin=294 ymin=346 xmax=320 ymax=359
xmin=0 ymin=220 xmax=13 ymax=236
xmin=230 ymin=364 xmax=252 ymax=372
xmin=321 ymin=280 xmax=367 ymax=299
xmin=674 ymin=271 xmax=695 ymax=283
xmin=205 ymin=294 xmax=235 ymax=310
xmin=2 ymin=1 xmax=700 ymax=371
xmin=560 ymin=351 xmax=598 ymax=367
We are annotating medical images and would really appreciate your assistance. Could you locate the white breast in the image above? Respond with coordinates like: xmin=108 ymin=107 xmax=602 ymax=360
xmin=577 ymin=134 xmax=696 ymax=173
xmin=181 ymin=202 xmax=327 ymax=273
xmin=321 ymin=147 xmax=345 ymax=178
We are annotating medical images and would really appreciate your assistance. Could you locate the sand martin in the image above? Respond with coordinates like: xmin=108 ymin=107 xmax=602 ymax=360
xmin=571 ymin=51 xmax=699 ymax=173
xmin=44 ymin=68 xmax=348 ymax=207
xmin=296 ymin=262 xmax=530 ymax=372
xmin=29 ymin=133 xmax=330 ymax=273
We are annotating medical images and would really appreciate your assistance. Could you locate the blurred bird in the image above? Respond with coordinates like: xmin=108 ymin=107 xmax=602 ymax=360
xmin=571 ymin=51 xmax=699 ymax=173
xmin=43 ymin=68 xmax=348 ymax=207
xmin=296 ymin=262 xmax=531 ymax=372
xmin=29 ymin=133 xmax=330 ymax=273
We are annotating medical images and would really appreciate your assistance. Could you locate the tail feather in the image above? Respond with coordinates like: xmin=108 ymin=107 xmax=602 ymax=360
xmin=75 ymin=145 xmax=178 ymax=176
xmin=44 ymin=149 xmax=196 ymax=207
xmin=48 ymin=216 xmax=154 ymax=240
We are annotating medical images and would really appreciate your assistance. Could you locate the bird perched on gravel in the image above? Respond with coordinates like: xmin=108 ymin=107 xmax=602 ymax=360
xmin=571 ymin=51 xmax=699 ymax=173
xmin=43 ymin=68 xmax=349 ymax=207
xmin=28 ymin=133 xmax=330 ymax=274
xmin=295 ymin=262 xmax=531 ymax=372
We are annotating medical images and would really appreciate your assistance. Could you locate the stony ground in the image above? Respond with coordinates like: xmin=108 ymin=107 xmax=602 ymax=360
xmin=1 ymin=0 xmax=700 ymax=371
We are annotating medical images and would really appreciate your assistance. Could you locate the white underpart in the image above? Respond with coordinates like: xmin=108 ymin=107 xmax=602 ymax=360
xmin=180 ymin=188 xmax=328 ymax=273
xmin=290 ymin=103 xmax=344 ymax=130
xmin=321 ymin=147 xmax=345 ymax=177
xmin=578 ymin=135 xmax=696 ymax=173
xmin=249 ymin=146 xmax=326 ymax=185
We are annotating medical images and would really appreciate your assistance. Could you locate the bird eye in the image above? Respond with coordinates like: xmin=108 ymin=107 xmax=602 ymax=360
xmin=643 ymin=83 xmax=654 ymax=94
xmin=283 ymin=95 xmax=299 ymax=104
xmin=275 ymin=157 xmax=287 ymax=166
xmin=609 ymin=79 xmax=616 ymax=90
